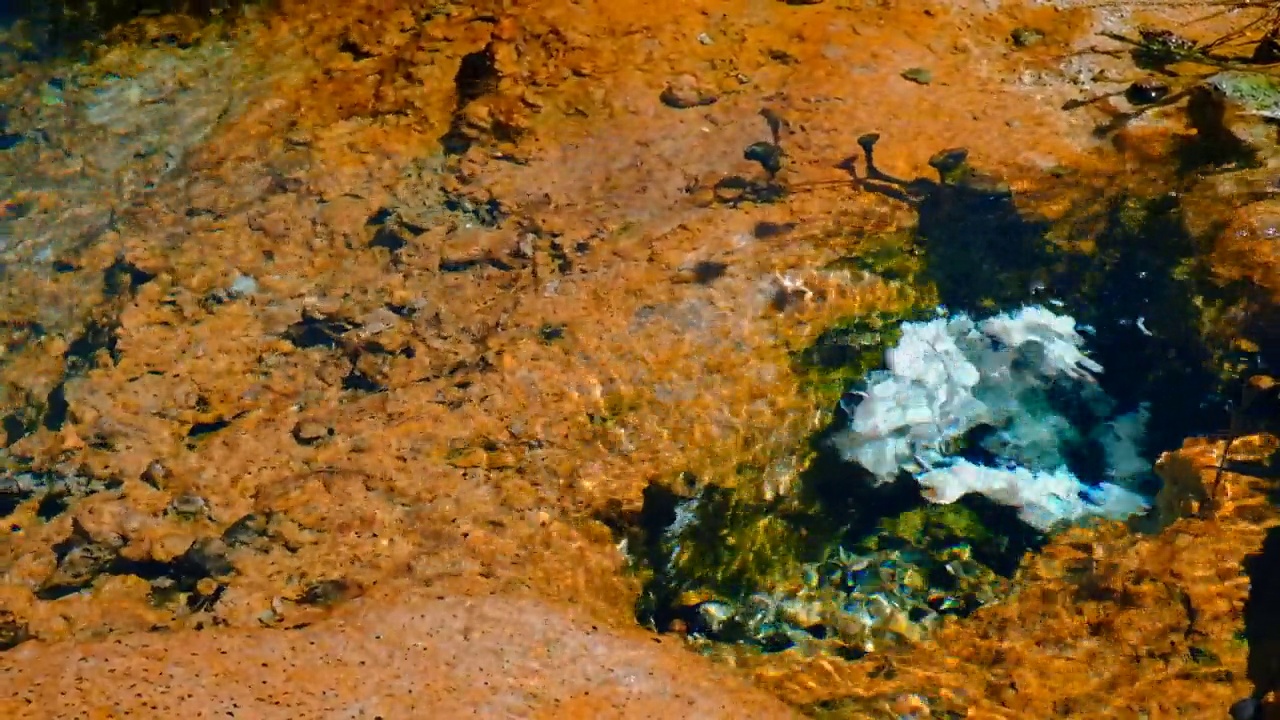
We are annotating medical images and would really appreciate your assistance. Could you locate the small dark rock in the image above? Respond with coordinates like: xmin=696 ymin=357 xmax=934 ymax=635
xmin=292 ymin=420 xmax=333 ymax=445
xmin=538 ymin=323 xmax=566 ymax=342
xmin=222 ymin=513 xmax=269 ymax=547
xmin=744 ymin=141 xmax=785 ymax=177
xmin=766 ymin=48 xmax=799 ymax=65
xmin=660 ymin=75 xmax=718 ymax=109
xmin=297 ymin=578 xmax=361 ymax=606
xmin=142 ymin=461 xmax=172 ymax=489
xmin=42 ymin=522 xmax=119 ymax=596
xmin=180 ymin=537 xmax=234 ymax=579
xmin=1010 ymin=27 xmax=1045 ymax=48
xmin=168 ymin=493 xmax=208 ymax=519
xmin=0 ymin=611 xmax=30 ymax=650
xmin=753 ymin=221 xmax=796 ymax=239
xmin=1125 ymin=77 xmax=1170 ymax=106
xmin=690 ymin=261 xmax=729 ymax=284
xmin=901 ymin=67 xmax=933 ymax=85
xmin=1230 ymin=697 xmax=1261 ymax=720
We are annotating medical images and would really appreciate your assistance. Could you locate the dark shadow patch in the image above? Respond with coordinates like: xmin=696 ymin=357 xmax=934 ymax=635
xmin=284 ymin=316 xmax=355 ymax=349
xmin=2 ymin=412 xmax=27 ymax=446
xmin=690 ymin=260 xmax=729 ymax=284
xmin=102 ymin=257 xmax=155 ymax=299
xmin=440 ymin=43 xmax=500 ymax=155
xmin=186 ymin=418 xmax=232 ymax=438
xmin=1232 ymin=525 xmax=1280 ymax=717
xmin=712 ymin=174 xmax=788 ymax=206
xmin=337 ymin=38 xmax=376 ymax=62
xmin=365 ymin=207 xmax=395 ymax=226
xmin=35 ymin=493 xmax=68 ymax=521
xmin=439 ymin=256 xmax=515 ymax=273
xmin=38 ymin=523 xmax=235 ymax=604
xmin=40 ymin=383 xmax=68 ymax=431
xmin=341 ymin=367 xmax=385 ymax=393
xmin=1 ymin=471 xmax=118 ymax=521
xmin=369 ymin=224 xmax=410 ymax=252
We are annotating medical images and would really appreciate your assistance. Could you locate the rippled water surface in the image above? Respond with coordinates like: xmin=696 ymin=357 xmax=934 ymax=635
xmin=0 ymin=2 xmax=1279 ymax=718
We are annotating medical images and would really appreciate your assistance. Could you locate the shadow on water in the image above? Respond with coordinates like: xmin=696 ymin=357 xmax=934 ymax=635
xmin=607 ymin=127 xmax=1277 ymax=657
xmin=856 ymin=134 xmax=1235 ymax=457
xmin=1233 ymin=523 xmax=1280 ymax=720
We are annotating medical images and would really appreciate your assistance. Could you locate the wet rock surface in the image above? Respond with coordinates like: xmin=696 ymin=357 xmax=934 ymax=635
xmin=0 ymin=588 xmax=801 ymax=718
xmin=0 ymin=0 xmax=1278 ymax=716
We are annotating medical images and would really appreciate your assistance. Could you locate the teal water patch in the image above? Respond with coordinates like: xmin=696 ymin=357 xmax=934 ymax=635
xmin=832 ymin=305 xmax=1150 ymax=531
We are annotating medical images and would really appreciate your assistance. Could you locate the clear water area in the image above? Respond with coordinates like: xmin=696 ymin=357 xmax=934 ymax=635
xmin=911 ymin=167 xmax=1228 ymax=472
xmin=0 ymin=2 xmax=259 ymax=59
xmin=621 ymin=144 xmax=1262 ymax=659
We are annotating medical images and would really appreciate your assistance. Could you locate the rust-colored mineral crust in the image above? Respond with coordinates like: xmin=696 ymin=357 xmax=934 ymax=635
xmin=0 ymin=0 xmax=1277 ymax=715
xmin=0 ymin=588 xmax=800 ymax=719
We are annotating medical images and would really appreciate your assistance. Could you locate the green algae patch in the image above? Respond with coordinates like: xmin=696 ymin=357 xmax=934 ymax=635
xmin=789 ymin=227 xmax=936 ymax=409
xmin=821 ymin=228 xmax=923 ymax=284
xmin=632 ymin=481 xmax=839 ymax=635
xmin=791 ymin=309 xmax=914 ymax=407
xmin=630 ymin=452 xmax=1015 ymax=656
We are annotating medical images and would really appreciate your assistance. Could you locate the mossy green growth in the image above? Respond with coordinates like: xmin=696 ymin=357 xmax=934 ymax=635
xmin=1204 ymin=71 xmax=1280 ymax=119
xmin=822 ymin=228 xmax=924 ymax=284
xmin=789 ymin=226 xmax=939 ymax=407
xmin=792 ymin=312 xmax=901 ymax=398
xmin=660 ymin=486 xmax=835 ymax=601
xmin=858 ymin=500 xmax=1028 ymax=567
xmin=791 ymin=304 xmax=935 ymax=408
xmin=872 ymin=503 xmax=995 ymax=551
xmin=634 ymin=482 xmax=845 ymax=631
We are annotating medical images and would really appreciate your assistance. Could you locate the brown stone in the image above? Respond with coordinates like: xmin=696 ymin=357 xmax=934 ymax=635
xmin=0 ymin=591 xmax=800 ymax=719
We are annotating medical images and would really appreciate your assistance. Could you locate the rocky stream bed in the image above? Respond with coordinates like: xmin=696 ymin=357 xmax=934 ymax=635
xmin=1 ymin=0 xmax=1279 ymax=718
